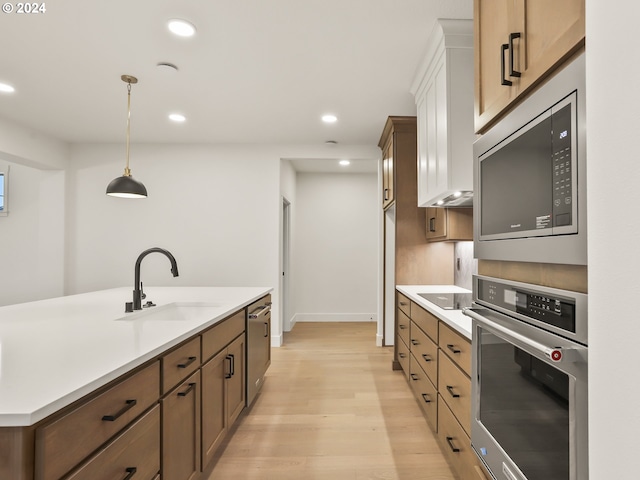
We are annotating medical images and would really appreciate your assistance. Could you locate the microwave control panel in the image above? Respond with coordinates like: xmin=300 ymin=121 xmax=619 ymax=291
xmin=552 ymin=103 xmax=573 ymax=227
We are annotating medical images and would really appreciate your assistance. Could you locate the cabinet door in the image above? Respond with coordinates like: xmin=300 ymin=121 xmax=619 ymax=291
xmin=518 ymin=0 xmax=585 ymax=92
xmin=201 ymin=349 xmax=227 ymax=469
xmin=162 ymin=371 xmax=201 ymax=480
xmin=382 ymin=140 xmax=394 ymax=209
xmin=474 ymin=0 xmax=517 ymax=132
xmin=226 ymin=335 xmax=246 ymax=426
xmin=425 ymin=207 xmax=447 ymax=241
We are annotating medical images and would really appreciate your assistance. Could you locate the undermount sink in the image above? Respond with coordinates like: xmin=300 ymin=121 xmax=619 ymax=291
xmin=115 ymin=302 xmax=223 ymax=322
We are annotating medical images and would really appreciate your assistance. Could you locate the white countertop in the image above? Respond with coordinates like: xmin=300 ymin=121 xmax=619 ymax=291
xmin=396 ymin=285 xmax=472 ymax=339
xmin=0 ymin=286 xmax=272 ymax=427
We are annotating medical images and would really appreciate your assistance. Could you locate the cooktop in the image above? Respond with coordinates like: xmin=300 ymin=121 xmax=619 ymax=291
xmin=417 ymin=292 xmax=473 ymax=310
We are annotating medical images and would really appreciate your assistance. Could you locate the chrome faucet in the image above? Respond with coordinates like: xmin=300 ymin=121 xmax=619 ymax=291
xmin=128 ymin=247 xmax=179 ymax=311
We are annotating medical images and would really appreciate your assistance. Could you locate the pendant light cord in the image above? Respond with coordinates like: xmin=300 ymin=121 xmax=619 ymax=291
xmin=124 ymin=81 xmax=132 ymax=176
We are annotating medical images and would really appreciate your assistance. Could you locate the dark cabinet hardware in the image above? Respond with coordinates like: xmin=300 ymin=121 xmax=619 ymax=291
xmin=398 ymin=353 xmax=406 ymax=359
xmin=501 ymin=43 xmax=512 ymax=86
xmin=399 ymin=324 xmax=407 ymax=330
xmin=177 ymin=382 xmax=196 ymax=397
xmin=410 ymin=373 xmax=419 ymax=381
xmin=446 ymin=436 xmax=461 ymax=453
xmin=177 ymin=356 xmax=197 ymax=369
xmin=447 ymin=344 xmax=461 ymax=354
xmin=446 ymin=385 xmax=460 ymax=398
xmin=411 ymin=339 xmax=419 ymax=346
xmin=421 ymin=393 xmax=432 ymax=403
xmin=384 ymin=188 xmax=389 ymax=201
xmin=123 ymin=467 xmax=137 ymax=480
xmin=101 ymin=399 xmax=137 ymax=422
xmin=225 ymin=354 xmax=234 ymax=379
xmin=509 ymin=32 xmax=522 ymax=77
xmin=429 ymin=217 xmax=436 ymax=232
xmin=421 ymin=354 xmax=432 ymax=362
xmin=264 ymin=322 xmax=269 ymax=337
xmin=399 ymin=301 xmax=408 ymax=306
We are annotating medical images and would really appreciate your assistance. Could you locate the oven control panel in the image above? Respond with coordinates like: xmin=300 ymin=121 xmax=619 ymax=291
xmin=477 ymin=277 xmax=576 ymax=334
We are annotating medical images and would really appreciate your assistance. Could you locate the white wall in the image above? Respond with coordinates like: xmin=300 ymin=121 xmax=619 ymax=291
xmin=293 ymin=172 xmax=378 ymax=323
xmin=0 ymin=118 xmax=68 ymax=306
xmin=66 ymin=143 xmax=284 ymax=342
xmin=586 ymin=2 xmax=640 ymax=476
xmin=279 ymin=159 xmax=297 ymax=332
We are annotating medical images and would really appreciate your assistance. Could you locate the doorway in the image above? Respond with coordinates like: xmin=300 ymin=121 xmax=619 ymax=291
xmin=281 ymin=197 xmax=291 ymax=333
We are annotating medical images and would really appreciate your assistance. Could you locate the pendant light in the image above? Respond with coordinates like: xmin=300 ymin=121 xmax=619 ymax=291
xmin=106 ymin=75 xmax=148 ymax=198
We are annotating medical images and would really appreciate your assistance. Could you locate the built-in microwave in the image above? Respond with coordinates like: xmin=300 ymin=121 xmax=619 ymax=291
xmin=474 ymin=53 xmax=586 ymax=265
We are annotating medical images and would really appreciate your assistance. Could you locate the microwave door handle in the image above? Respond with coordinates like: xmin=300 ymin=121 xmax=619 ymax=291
xmin=463 ymin=308 xmax=583 ymax=364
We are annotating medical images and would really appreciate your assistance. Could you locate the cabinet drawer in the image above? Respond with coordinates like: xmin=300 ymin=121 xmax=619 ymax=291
xmin=437 ymin=396 xmax=478 ymax=480
xmin=439 ymin=322 xmax=471 ymax=376
xmin=438 ymin=350 xmax=471 ymax=437
xmin=66 ymin=405 xmax=160 ymax=480
xmin=162 ymin=336 xmax=201 ymax=394
xmin=35 ymin=361 xmax=160 ymax=480
xmin=409 ymin=322 xmax=438 ymax=386
xmin=409 ymin=354 xmax=437 ymax=431
xmin=397 ymin=292 xmax=411 ymax=317
xmin=202 ymin=310 xmax=245 ymax=361
xmin=397 ymin=336 xmax=410 ymax=380
xmin=397 ymin=309 xmax=411 ymax=347
xmin=412 ymin=302 xmax=438 ymax=342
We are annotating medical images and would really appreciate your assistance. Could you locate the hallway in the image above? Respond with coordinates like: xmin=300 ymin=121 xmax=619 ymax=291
xmin=208 ymin=322 xmax=455 ymax=479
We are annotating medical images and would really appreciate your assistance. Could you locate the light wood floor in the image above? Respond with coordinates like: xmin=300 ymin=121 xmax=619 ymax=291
xmin=207 ymin=322 xmax=456 ymax=480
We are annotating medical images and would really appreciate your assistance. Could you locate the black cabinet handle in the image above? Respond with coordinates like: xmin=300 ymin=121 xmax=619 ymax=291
xmin=399 ymin=301 xmax=408 ymax=306
xmin=421 ymin=354 xmax=431 ymax=362
xmin=447 ymin=344 xmax=461 ymax=354
xmin=429 ymin=217 xmax=436 ymax=232
xmin=101 ymin=399 xmax=137 ymax=422
xmin=123 ymin=467 xmax=137 ymax=480
xmin=399 ymin=324 xmax=407 ymax=330
xmin=225 ymin=354 xmax=233 ymax=379
xmin=446 ymin=436 xmax=461 ymax=453
xmin=177 ymin=356 xmax=197 ymax=369
xmin=178 ymin=382 xmax=196 ymax=397
xmin=411 ymin=339 xmax=419 ymax=346
xmin=501 ymin=43 xmax=512 ymax=86
xmin=410 ymin=373 xmax=419 ymax=381
xmin=398 ymin=353 xmax=406 ymax=359
xmin=509 ymin=32 xmax=522 ymax=77
xmin=421 ymin=393 xmax=432 ymax=403
xmin=446 ymin=385 xmax=461 ymax=398
xmin=264 ymin=321 xmax=270 ymax=338
xmin=384 ymin=188 xmax=389 ymax=201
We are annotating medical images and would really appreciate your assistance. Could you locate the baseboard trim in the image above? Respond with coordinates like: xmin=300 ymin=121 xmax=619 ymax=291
xmin=293 ymin=313 xmax=376 ymax=323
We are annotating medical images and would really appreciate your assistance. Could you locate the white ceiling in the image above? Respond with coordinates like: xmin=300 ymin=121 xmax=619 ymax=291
xmin=0 ymin=0 xmax=472 ymax=152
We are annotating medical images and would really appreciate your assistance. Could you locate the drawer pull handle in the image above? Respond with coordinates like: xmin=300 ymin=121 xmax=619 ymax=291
xmin=446 ymin=385 xmax=461 ymax=398
xmin=398 ymin=353 xmax=406 ymax=359
xmin=101 ymin=399 xmax=137 ymax=422
xmin=225 ymin=354 xmax=235 ymax=379
xmin=177 ymin=356 xmax=197 ymax=369
xmin=447 ymin=344 xmax=461 ymax=354
xmin=411 ymin=339 xmax=419 ymax=346
xmin=178 ymin=382 xmax=196 ymax=397
xmin=123 ymin=467 xmax=137 ymax=480
xmin=399 ymin=301 xmax=408 ymax=306
xmin=264 ymin=321 xmax=270 ymax=337
xmin=399 ymin=324 xmax=407 ymax=330
xmin=421 ymin=393 xmax=432 ymax=403
xmin=446 ymin=436 xmax=461 ymax=453
xmin=421 ymin=354 xmax=432 ymax=362
xmin=410 ymin=373 xmax=419 ymax=381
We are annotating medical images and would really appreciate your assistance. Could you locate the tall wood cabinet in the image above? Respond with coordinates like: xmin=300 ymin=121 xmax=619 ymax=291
xmin=380 ymin=117 xmax=454 ymax=348
xmin=474 ymin=0 xmax=585 ymax=133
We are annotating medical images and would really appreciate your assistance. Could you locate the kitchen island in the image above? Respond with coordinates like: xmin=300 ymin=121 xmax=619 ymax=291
xmin=0 ymin=285 xmax=272 ymax=480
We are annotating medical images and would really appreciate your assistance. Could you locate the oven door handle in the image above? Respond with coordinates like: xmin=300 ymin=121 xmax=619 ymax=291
xmin=464 ymin=308 xmax=584 ymax=364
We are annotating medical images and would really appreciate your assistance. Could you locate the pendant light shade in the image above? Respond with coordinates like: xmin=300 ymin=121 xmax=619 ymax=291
xmin=106 ymin=75 xmax=147 ymax=198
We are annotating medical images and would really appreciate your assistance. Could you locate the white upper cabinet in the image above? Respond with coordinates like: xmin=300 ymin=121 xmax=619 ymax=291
xmin=411 ymin=19 xmax=475 ymax=208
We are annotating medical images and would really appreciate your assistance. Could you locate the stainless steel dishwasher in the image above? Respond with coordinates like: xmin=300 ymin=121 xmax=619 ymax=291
xmin=246 ymin=295 xmax=271 ymax=406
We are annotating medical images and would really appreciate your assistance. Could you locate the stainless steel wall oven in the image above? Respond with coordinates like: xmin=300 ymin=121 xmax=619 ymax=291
xmin=464 ymin=275 xmax=588 ymax=480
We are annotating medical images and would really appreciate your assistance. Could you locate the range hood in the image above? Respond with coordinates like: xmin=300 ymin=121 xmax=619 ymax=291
xmin=432 ymin=190 xmax=473 ymax=207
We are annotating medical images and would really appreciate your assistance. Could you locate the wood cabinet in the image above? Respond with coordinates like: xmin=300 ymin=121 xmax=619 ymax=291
xmin=396 ymin=290 xmax=489 ymax=480
xmin=411 ymin=19 xmax=474 ymax=208
xmin=162 ymin=370 xmax=201 ymax=480
xmin=474 ymin=0 xmax=585 ymax=133
xmin=382 ymin=140 xmax=394 ymax=209
xmin=425 ymin=207 xmax=473 ymax=242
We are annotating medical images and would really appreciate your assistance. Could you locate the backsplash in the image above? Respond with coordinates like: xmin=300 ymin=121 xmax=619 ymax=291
xmin=454 ymin=241 xmax=476 ymax=291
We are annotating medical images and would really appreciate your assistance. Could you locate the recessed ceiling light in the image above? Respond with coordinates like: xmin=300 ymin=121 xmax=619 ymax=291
xmin=0 ymin=82 xmax=15 ymax=93
xmin=339 ymin=160 xmax=350 ymax=166
xmin=322 ymin=114 xmax=337 ymax=123
xmin=169 ymin=113 xmax=186 ymax=122
xmin=168 ymin=19 xmax=196 ymax=37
